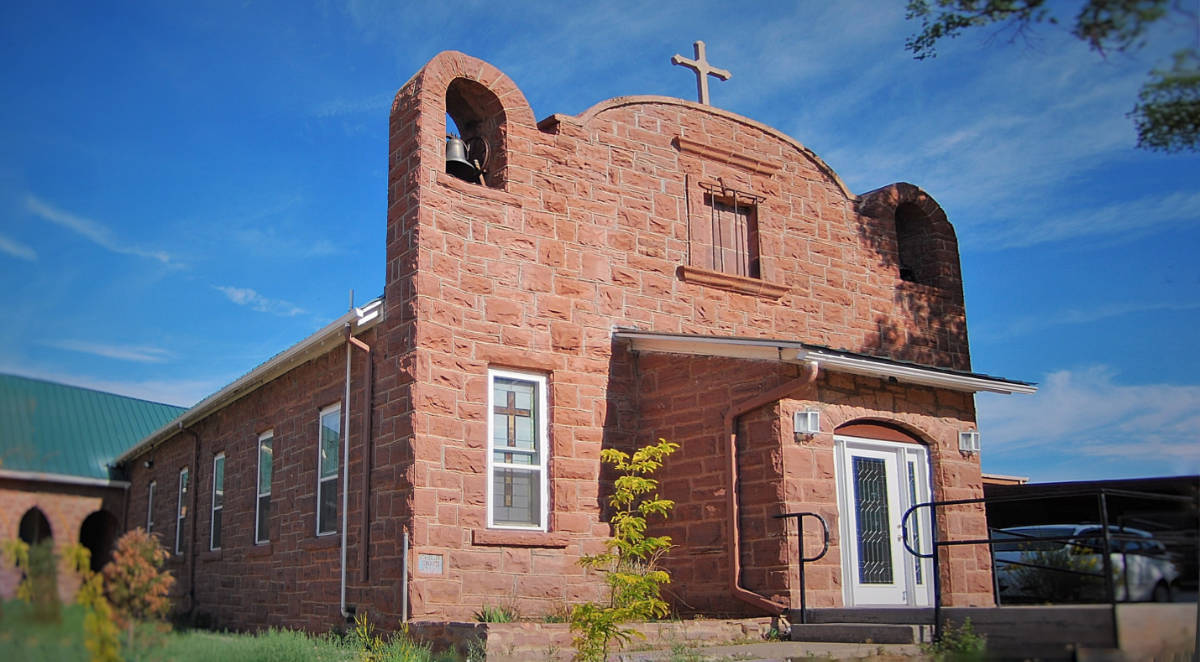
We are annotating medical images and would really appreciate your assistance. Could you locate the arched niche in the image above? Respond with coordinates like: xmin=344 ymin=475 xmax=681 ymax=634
xmin=445 ymin=76 xmax=508 ymax=189
xmin=18 ymin=507 xmax=53 ymax=545
xmin=856 ymin=182 xmax=961 ymax=292
xmin=79 ymin=510 xmax=120 ymax=573
xmin=895 ymin=202 xmax=939 ymax=286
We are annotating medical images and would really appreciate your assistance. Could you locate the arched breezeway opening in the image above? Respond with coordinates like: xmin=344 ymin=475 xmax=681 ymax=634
xmin=79 ymin=510 xmax=120 ymax=573
xmin=18 ymin=507 xmax=53 ymax=545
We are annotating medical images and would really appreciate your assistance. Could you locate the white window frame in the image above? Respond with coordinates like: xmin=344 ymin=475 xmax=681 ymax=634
xmin=146 ymin=480 xmax=156 ymax=533
xmin=316 ymin=403 xmax=341 ymax=536
xmin=486 ymin=368 xmax=549 ymax=531
xmin=210 ymin=453 xmax=225 ymax=551
xmin=175 ymin=467 xmax=188 ymax=555
xmin=255 ymin=431 xmax=273 ymax=545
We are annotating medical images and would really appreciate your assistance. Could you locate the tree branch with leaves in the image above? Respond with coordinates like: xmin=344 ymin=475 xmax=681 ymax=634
xmin=905 ymin=0 xmax=1200 ymax=152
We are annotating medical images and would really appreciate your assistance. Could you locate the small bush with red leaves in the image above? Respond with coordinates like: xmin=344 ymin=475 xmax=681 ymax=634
xmin=102 ymin=528 xmax=175 ymax=626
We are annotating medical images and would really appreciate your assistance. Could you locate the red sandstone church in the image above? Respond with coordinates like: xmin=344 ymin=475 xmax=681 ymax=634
xmin=114 ymin=50 xmax=1035 ymax=631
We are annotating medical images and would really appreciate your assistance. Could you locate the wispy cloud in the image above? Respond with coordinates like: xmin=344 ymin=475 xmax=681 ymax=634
xmin=312 ymin=92 xmax=393 ymax=118
xmin=43 ymin=339 xmax=173 ymax=363
xmin=0 ymin=233 xmax=36 ymax=261
xmin=230 ymin=227 xmax=341 ymax=258
xmin=25 ymin=194 xmax=174 ymax=265
xmin=968 ymin=190 xmax=1200 ymax=251
xmin=978 ymin=367 xmax=1200 ymax=477
xmin=976 ymin=301 xmax=1200 ymax=342
xmin=0 ymin=365 xmax=219 ymax=408
xmin=215 ymin=285 xmax=305 ymax=317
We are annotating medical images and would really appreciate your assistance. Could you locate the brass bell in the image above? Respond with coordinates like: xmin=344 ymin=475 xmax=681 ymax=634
xmin=445 ymin=135 xmax=481 ymax=183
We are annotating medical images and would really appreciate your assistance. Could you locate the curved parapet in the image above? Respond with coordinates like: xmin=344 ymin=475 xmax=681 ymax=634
xmin=542 ymin=95 xmax=855 ymax=201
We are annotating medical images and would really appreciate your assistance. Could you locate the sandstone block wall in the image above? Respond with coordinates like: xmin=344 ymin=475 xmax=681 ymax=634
xmin=115 ymin=49 xmax=993 ymax=631
xmin=386 ymin=51 xmax=985 ymax=618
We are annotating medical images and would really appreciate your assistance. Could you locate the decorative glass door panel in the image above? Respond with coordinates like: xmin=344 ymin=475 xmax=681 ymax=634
xmin=853 ymin=456 xmax=894 ymax=585
xmin=835 ymin=436 xmax=932 ymax=606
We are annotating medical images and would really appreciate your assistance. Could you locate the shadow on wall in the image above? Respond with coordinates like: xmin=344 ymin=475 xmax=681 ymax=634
xmin=855 ymin=183 xmax=970 ymax=372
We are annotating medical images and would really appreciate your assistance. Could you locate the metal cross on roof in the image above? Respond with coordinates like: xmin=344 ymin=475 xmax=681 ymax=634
xmin=671 ymin=40 xmax=731 ymax=106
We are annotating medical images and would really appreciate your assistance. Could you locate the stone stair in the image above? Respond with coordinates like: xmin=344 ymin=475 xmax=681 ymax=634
xmin=790 ymin=606 xmax=1138 ymax=661
xmin=789 ymin=609 xmax=933 ymax=646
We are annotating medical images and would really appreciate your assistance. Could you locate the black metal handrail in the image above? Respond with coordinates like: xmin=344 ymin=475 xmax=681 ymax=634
xmin=774 ymin=511 xmax=829 ymax=624
xmin=900 ymin=487 xmax=1195 ymax=642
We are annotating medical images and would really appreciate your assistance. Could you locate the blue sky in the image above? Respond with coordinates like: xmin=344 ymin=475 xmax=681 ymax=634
xmin=1 ymin=1 xmax=1197 ymax=482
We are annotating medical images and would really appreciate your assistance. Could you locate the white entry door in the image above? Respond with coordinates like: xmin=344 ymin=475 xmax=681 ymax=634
xmin=834 ymin=436 xmax=933 ymax=606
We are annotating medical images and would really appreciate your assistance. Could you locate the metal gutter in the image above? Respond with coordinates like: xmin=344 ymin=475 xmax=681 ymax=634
xmin=0 ymin=468 xmax=130 ymax=489
xmin=614 ymin=329 xmax=1037 ymax=395
xmin=116 ymin=298 xmax=383 ymax=465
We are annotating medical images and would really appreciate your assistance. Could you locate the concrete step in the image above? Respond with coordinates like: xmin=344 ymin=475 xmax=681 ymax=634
xmin=797 ymin=608 xmax=935 ymax=625
xmin=611 ymin=641 xmax=924 ymax=661
xmin=789 ymin=622 xmax=929 ymax=645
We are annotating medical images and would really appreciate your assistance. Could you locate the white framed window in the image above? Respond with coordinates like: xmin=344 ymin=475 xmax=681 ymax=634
xmin=146 ymin=480 xmax=156 ymax=533
xmin=256 ymin=431 xmax=273 ymax=545
xmin=175 ymin=467 xmax=188 ymax=555
xmin=317 ymin=403 xmax=341 ymax=536
xmin=487 ymin=369 xmax=549 ymax=530
xmin=210 ymin=453 xmax=225 ymax=550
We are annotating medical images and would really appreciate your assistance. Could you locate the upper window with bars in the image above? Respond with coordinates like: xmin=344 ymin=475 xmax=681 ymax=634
xmin=691 ymin=180 xmax=763 ymax=279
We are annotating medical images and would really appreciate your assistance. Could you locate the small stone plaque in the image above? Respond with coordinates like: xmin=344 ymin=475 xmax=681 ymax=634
xmin=417 ymin=553 xmax=443 ymax=575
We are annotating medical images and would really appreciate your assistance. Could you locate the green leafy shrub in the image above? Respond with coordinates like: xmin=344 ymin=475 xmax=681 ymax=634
xmin=1012 ymin=548 xmax=1106 ymax=603
xmin=570 ymin=438 xmax=679 ymax=662
xmin=541 ymin=603 xmax=572 ymax=623
xmin=65 ymin=542 xmax=121 ymax=662
xmin=25 ymin=539 xmax=62 ymax=622
xmin=473 ymin=603 xmax=519 ymax=623
xmin=923 ymin=618 xmax=986 ymax=662
xmin=2 ymin=539 xmax=30 ymax=603
xmin=347 ymin=611 xmax=455 ymax=662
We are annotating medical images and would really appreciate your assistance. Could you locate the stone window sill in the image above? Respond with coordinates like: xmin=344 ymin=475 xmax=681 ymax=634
xmin=301 ymin=533 xmax=340 ymax=552
xmin=247 ymin=542 xmax=273 ymax=558
xmin=677 ymin=265 xmax=789 ymax=299
xmin=471 ymin=528 xmax=569 ymax=548
xmin=199 ymin=549 xmax=222 ymax=562
xmin=436 ymin=172 xmax=522 ymax=207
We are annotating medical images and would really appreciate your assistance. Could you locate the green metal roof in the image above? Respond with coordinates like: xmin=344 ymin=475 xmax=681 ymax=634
xmin=0 ymin=374 xmax=186 ymax=482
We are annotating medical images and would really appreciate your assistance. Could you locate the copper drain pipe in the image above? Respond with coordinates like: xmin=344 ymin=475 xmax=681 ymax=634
xmin=723 ymin=360 xmax=819 ymax=615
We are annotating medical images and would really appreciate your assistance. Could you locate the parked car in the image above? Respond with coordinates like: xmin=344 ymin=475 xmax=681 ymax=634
xmin=992 ymin=524 xmax=1180 ymax=603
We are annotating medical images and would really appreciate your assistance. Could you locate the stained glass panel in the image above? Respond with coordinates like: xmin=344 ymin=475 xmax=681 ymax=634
xmin=853 ymin=456 xmax=893 ymax=584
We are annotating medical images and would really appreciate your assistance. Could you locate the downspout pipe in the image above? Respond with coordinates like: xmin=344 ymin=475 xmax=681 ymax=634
xmin=178 ymin=423 xmax=201 ymax=617
xmin=340 ymin=317 xmax=374 ymax=619
xmin=340 ymin=329 xmax=352 ymax=619
xmin=724 ymin=360 xmax=819 ymax=616
xmin=345 ymin=328 xmax=374 ymax=580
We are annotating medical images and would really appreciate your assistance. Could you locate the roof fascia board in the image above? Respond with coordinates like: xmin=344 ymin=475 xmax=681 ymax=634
xmin=615 ymin=330 xmax=1036 ymax=395
xmin=116 ymin=298 xmax=383 ymax=464
xmin=801 ymin=349 xmax=1037 ymax=394
xmin=0 ymin=468 xmax=130 ymax=489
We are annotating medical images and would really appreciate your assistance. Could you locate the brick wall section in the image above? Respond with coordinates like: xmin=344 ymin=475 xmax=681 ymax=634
xmin=124 ymin=329 xmax=392 ymax=631
xmin=0 ymin=479 xmax=124 ymax=602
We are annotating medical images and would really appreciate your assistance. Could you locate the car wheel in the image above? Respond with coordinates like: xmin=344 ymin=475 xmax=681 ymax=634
xmin=1151 ymin=581 xmax=1171 ymax=602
